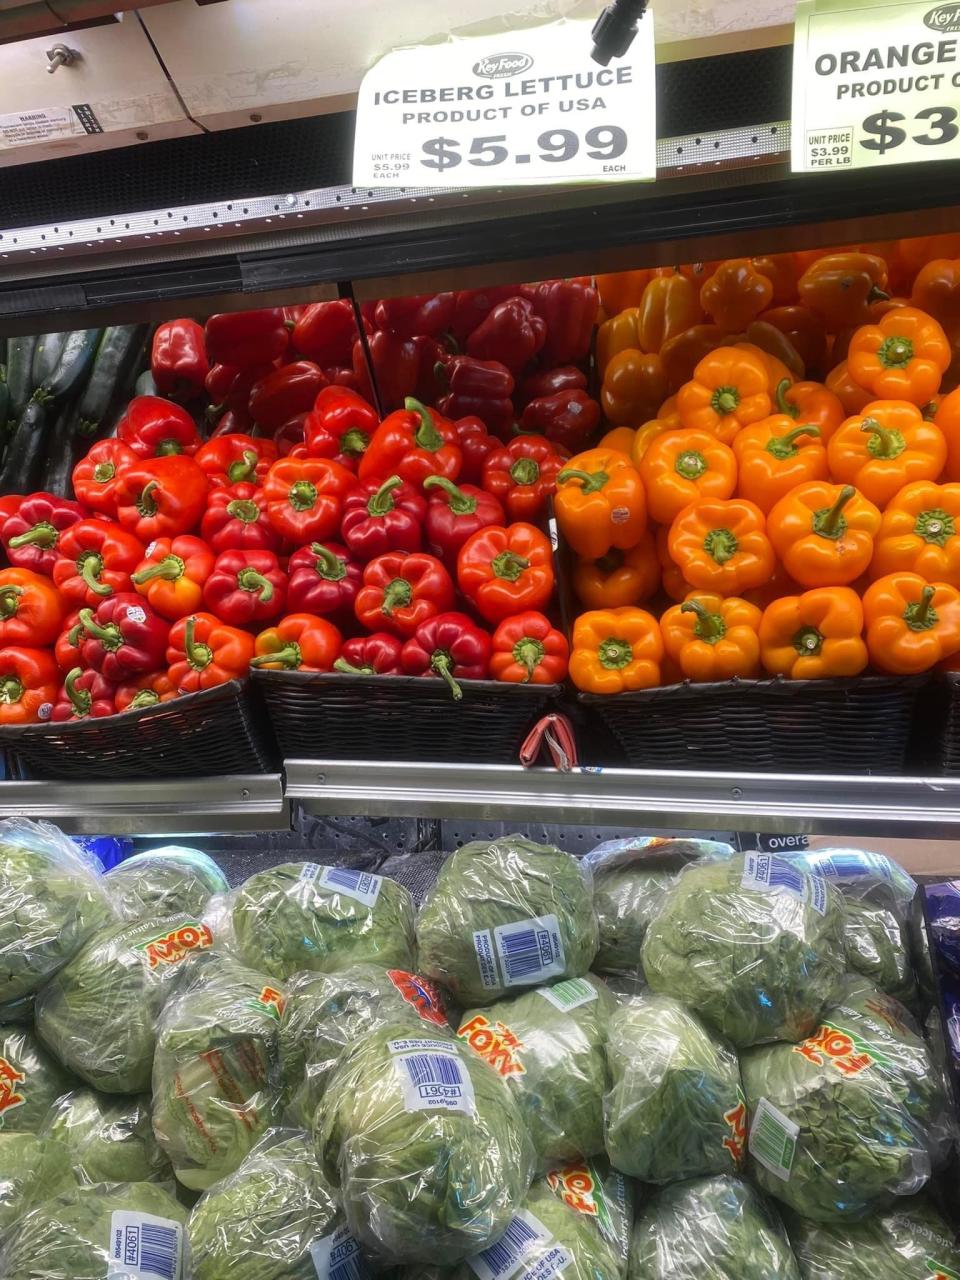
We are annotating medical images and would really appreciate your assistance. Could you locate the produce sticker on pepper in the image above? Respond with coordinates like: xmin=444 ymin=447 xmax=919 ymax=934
xmin=353 ymin=16 xmax=655 ymax=188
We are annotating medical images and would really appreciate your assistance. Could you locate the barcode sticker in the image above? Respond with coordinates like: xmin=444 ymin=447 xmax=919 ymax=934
xmin=741 ymin=852 xmax=825 ymax=914
xmin=107 ymin=1211 xmax=183 ymax=1280
xmin=494 ymin=915 xmax=565 ymax=987
xmin=519 ymin=1247 xmax=573 ymax=1280
xmin=467 ymin=1211 xmax=553 ymax=1280
xmin=816 ymin=849 xmax=895 ymax=882
xmin=316 ymin=865 xmax=382 ymax=907
xmin=473 ymin=928 xmax=500 ymax=990
xmin=748 ymin=1097 xmax=799 ymax=1182
xmin=537 ymin=977 xmax=597 ymax=1013
xmin=389 ymin=1037 xmax=475 ymax=1114
xmin=310 ymin=1224 xmax=371 ymax=1280
xmin=125 ymin=605 xmax=147 ymax=624
xmin=299 ymin=863 xmax=321 ymax=881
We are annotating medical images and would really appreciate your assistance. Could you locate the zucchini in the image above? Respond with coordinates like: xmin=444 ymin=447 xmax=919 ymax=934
xmin=76 ymin=325 xmax=147 ymax=436
xmin=135 ymin=369 xmax=158 ymax=397
xmin=0 ymin=390 xmax=51 ymax=495
xmin=31 ymin=332 xmax=68 ymax=390
xmin=42 ymin=328 xmax=102 ymax=404
xmin=40 ymin=395 xmax=82 ymax=499
xmin=6 ymin=336 xmax=38 ymax=422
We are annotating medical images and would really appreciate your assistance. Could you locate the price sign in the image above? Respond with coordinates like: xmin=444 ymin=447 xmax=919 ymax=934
xmin=793 ymin=0 xmax=960 ymax=171
xmin=352 ymin=16 xmax=655 ymax=189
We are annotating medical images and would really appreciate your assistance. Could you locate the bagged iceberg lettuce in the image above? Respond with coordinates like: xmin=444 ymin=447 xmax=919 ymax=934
xmin=152 ymin=956 xmax=285 ymax=1191
xmin=0 ymin=1025 xmax=73 ymax=1133
xmin=742 ymin=977 xmax=949 ymax=1222
xmin=106 ymin=845 xmax=228 ymax=922
xmin=316 ymin=1020 xmax=534 ymax=1263
xmin=35 ymin=913 xmax=217 ymax=1093
xmin=189 ymin=1129 xmax=340 ymax=1280
xmin=629 ymin=1174 xmax=800 ymax=1279
xmin=642 ymin=852 xmax=845 ymax=1047
xmin=604 ymin=990 xmax=745 ymax=1183
xmin=40 ymin=1088 xmax=171 ymax=1184
xmin=458 ymin=975 xmax=616 ymax=1169
xmin=786 ymin=1196 xmax=960 ymax=1278
xmin=0 ymin=819 xmax=112 ymax=1004
xmin=842 ymin=883 xmax=917 ymax=1009
xmin=280 ymin=964 xmax=449 ymax=1126
xmin=585 ymin=837 xmax=733 ymax=977
xmin=232 ymin=862 xmax=416 ymax=981
xmin=0 ymin=1181 xmax=188 ymax=1280
xmin=416 ymin=837 xmax=598 ymax=1005
xmin=0 ymin=1133 xmax=75 ymax=1235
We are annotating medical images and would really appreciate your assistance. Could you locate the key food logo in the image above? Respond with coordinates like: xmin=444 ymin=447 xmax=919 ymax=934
xmin=924 ymin=3 xmax=960 ymax=30
xmin=472 ymin=51 xmax=534 ymax=79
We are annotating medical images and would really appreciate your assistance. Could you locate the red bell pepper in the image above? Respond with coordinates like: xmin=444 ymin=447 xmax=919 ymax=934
xmin=355 ymin=551 xmax=454 ymax=637
xmin=250 ymin=612 xmax=342 ymax=672
xmin=195 ymin=434 xmax=278 ymax=489
xmin=0 ymin=568 xmax=64 ymax=647
xmin=205 ymin=308 xmax=289 ymax=366
xmin=450 ymin=286 xmax=520 ymax=342
xmin=114 ymin=456 xmax=209 ymax=542
xmin=374 ymin=293 xmax=456 ymax=339
xmin=520 ymin=389 xmax=601 ymax=454
xmin=524 ymin=279 xmax=598 ymax=364
xmin=304 ymin=386 xmax=380 ymax=471
xmin=71 ymin=440 xmax=139 ymax=518
xmin=400 ymin=611 xmax=492 ymax=700
xmin=131 ymin=535 xmax=215 ymax=621
xmin=359 ymin=399 xmax=462 ymax=490
xmin=454 ymin=416 xmax=500 ymax=485
xmin=341 ymin=475 xmax=426 ymax=561
xmin=55 ymin=611 xmax=85 ymax=673
xmin=262 ymin=456 xmax=356 ymax=544
xmin=490 ymin=610 xmax=569 ymax=684
xmin=151 ymin=320 xmax=209 ymax=400
xmin=436 ymin=356 xmax=515 ymax=437
xmin=210 ymin=408 xmax=253 ymax=437
xmin=203 ymin=549 xmax=286 ymax=625
xmin=283 ymin=305 xmax=307 ymax=326
xmin=274 ymin=414 xmax=308 ymax=457
xmin=53 ymin=520 xmax=144 ymax=606
xmin=334 ymin=631 xmax=403 ymax=675
xmin=205 ymin=363 xmax=241 ymax=404
xmin=287 ymin=541 xmax=362 ymax=623
xmin=352 ymin=331 xmax=419 ymax=412
xmin=78 ymin=593 xmax=170 ymax=683
xmin=51 ymin=667 xmax=117 ymax=721
xmin=466 ymin=297 xmax=547 ymax=373
xmin=206 ymin=363 xmax=272 ymax=425
xmin=201 ymin=482 xmax=281 ymax=554
xmin=324 ymin=366 xmax=363 ymax=394
xmin=482 ymin=435 xmax=565 ymax=523
xmin=117 ymin=396 xmax=202 ymax=458
xmin=457 ymin=522 xmax=555 ymax=623
xmin=248 ymin=361 xmax=327 ymax=431
xmin=292 ymin=300 xmax=359 ymax=366
xmin=167 ymin=612 xmax=255 ymax=692
xmin=0 ymin=647 xmax=59 ymax=724
xmin=115 ymin=670 xmax=177 ymax=711
xmin=413 ymin=336 xmax=449 ymax=405
xmin=516 ymin=366 xmax=588 ymax=409
xmin=423 ymin=476 xmax=505 ymax=569
xmin=2 ymin=494 xmax=85 ymax=577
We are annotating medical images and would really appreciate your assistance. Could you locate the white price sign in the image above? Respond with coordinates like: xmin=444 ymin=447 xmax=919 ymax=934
xmin=792 ymin=0 xmax=960 ymax=171
xmin=352 ymin=16 xmax=655 ymax=189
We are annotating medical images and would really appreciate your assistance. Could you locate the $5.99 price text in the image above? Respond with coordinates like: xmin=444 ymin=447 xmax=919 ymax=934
xmin=404 ymin=126 xmax=629 ymax=174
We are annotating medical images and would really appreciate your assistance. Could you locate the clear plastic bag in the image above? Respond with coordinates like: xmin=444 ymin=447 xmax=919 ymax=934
xmin=35 ymin=913 xmax=219 ymax=1093
xmin=642 ymin=852 xmax=846 ymax=1047
xmin=416 ymin=837 xmax=598 ymax=1006
xmin=742 ymin=976 xmax=949 ymax=1222
xmin=629 ymin=1174 xmax=800 ymax=1279
xmin=0 ymin=1024 xmax=74 ymax=1133
xmin=0 ymin=818 xmax=113 ymax=1004
xmin=786 ymin=1195 xmax=960 ymax=1278
xmin=316 ymin=1019 xmax=534 ymax=1264
xmin=0 ymin=1132 xmax=75 ymax=1235
xmin=230 ymin=862 xmax=416 ymax=981
xmin=152 ymin=956 xmax=285 ymax=1191
xmin=188 ymin=1128 xmax=341 ymax=1280
xmin=40 ymin=1088 xmax=172 ymax=1185
xmin=105 ymin=846 xmax=229 ymax=923
xmin=604 ymin=990 xmax=745 ymax=1183
xmin=458 ymin=974 xmax=616 ymax=1170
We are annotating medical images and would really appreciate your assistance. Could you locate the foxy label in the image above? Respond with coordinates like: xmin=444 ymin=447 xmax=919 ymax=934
xmin=250 ymin=985 xmax=286 ymax=1020
xmin=457 ymin=1015 xmax=526 ymax=1077
xmin=793 ymin=1021 xmax=882 ymax=1076
xmin=723 ymin=1094 xmax=748 ymax=1166
xmin=135 ymin=922 xmax=213 ymax=969
xmin=0 ymin=1056 xmax=25 ymax=1120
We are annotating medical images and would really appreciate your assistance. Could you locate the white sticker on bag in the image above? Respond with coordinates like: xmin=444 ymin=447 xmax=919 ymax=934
xmin=467 ymin=1211 xmax=553 ymax=1280
xmin=537 ymin=977 xmax=597 ymax=1013
xmin=389 ymin=1037 xmax=475 ymax=1114
xmin=519 ymin=1248 xmax=573 ymax=1280
xmin=473 ymin=928 xmax=500 ymax=990
xmin=741 ymin=852 xmax=826 ymax=915
xmin=107 ymin=1210 xmax=183 ymax=1280
xmin=310 ymin=1223 xmax=371 ymax=1280
xmin=315 ymin=865 xmax=382 ymax=906
xmin=494 ymin=914 xmax=566 ymax=987
xmin=748 ymin=1097 xmax=799 ymax=1182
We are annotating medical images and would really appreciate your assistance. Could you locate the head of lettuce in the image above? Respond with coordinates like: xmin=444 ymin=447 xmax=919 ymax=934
xmin=40 ymin=1088 xmax=171 ymax=1185
xmin=105 ymin=845 xmax=228 ymax=923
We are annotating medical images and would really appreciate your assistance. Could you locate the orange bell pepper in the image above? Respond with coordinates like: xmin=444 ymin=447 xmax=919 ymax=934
xmin=573 ymin=531 xmax=659 ymax=609
xmin=742 ymin=321 xmax=805 ymax=379
xmin=798 ymin=253 xmax=889 ymax=329
xmin=935 ymin=387 xmax=960 ymax=481
xmin=596 ymin=269 xmax=652 ymax=317
xmin=847 ymin=307 xmax=951 ymax=404
xmin=657 ymin=395 xmax=682 ymax=428
xmin=600 ymin=349 xmax=669 ymax=426
xmin=870 ymin=481 xmax=960 ymax=585
xmin=660 ymin=324 xmax=727 ymax=391
xmin=661 ymin=592 xmax=762 ymax=681
xmin=732 ymin=416 xmax=828 ymax=513
xmin=701 ymin=259 xmax=774 ymax=333
xmin=569 ymin=606 xmax=663 ymax=693
xmin=924 ymin=394 xmax=943 ymax=421
xmin=735 ymin=341 xmax=795 ymax=393
xmin=656 ymin=525 xmax=687 ymax=602
xmin=767 ymin=481 xmax=881 ymax=586
xmin=752 ymin=255 xmax=799 ymax=306
xmin=860 ymin=240 xmax=911 ymax=295
xmin=676 ymin=347 xmax=772 ymax=444
xmin=827 ymin=401 xmax=947 ymax=507
xmin=640 ymin=428 xmax=737 ymax=524
xmin=759 ymin=587 xmax=867 ymax=678
xmin=555 ymin=448 xmax=646 ymax=559
xmin=826 ymin=360 xmax=873 ymax=415
xmin=638 ymin=272 xmax=703 ymax=352
xmin=910 ymin=259 xmax=960 ymax=342
xmin=668 ymin=497 xmax=775 ymax=594
xmin=863 ymin=571 xmax=960 ymax=673
xmin=631 ymin=420 xmax=670 ymax=465
xmin=599 ymin=426 xmax=637 ymax=455
xmin=775 ymin=378 xmax=846 ymax=441
xmin=597 ymin=308 xmax=642 ymax=377
xmin=743 ymin=561 xmax=804 ymax=611
xmin=761 ymin=305 xmax=828 ymax=377
xmin=900 ymin=234 xmax=960 ymax=276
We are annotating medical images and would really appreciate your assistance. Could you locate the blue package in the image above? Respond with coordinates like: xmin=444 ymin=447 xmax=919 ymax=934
xmin=924 ymin=881 xmax=960 ymax=983
xmin=71 ymin=836 xmax=134 ymax=873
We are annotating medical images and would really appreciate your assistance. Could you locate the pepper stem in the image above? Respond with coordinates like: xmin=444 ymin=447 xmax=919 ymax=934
xmin=0 ymin=677 xmax=23 ymax=704
xmin=367 ymin=475 xmax=403 ymax=516
xmin=311 ymin=543 xmax=347 ymax=581
xmin=431 ymin=650 xmax=463 ymax=701
xmin=129 ymin=689 xmax=160 ymax=709
xmin=423 ymin=475 xmax=478 ymax=515
xmin=78 ymin=608 xmax=122 ymax=650
xmin=711 ymin=385 xmax=740 ymax=416
xmin=513 ymin=636 xmax=545 ymax=682
xmin=510 ymin=457 xmax=540 ymax=487
xmin=766 ymin=424 xmax=821 ymax=459
xmin=793 ymin=625 xmax=824 ymax=656
xmin=288 ymin=480 xmax=318 ymax=512
xmin=680 ymin=599 xmax=727 ymax=643
xmin=0 ymin=586 xmax=22 ymax=619
xmin=915 ymin=508 xmax=955 ymax=546
xmin=8 ymin=521 xmax=57 ymax=550
xmin=251 ymin=644 xmax=302 ymax=670
xmin=381 ymin=577 xmax=412 ymax=616
xmin=405 ymin=397 xmax=444 ymax=452
xmin=184 ymin=616 xmax=213 ymax=670
xmin=491 ymin=550 xmax=530 ymax=582
xmin=237 ymin=568 xmax=274 ymax=602
xmin=775 ymin=378 xmax=798 ymax=419
xmin=93 ymin=461 xmax=116 ymax=484
xmin=227 ymin=450 xmax=259 ymax=484
xmin=904 ymin=585 xmax=938 ymax=631
xmin=703 ymin=528 xmax=738 ymax=565
xmin=79 ymin=553 xmax=111 ymax=597
xmin=333 ymin=658 xmax=376 ymax=675
xmin=557 ymin=467 xmax=608 ymax=493
xmin=599 ymin=637 xmax=632 ymax=670
xmin=340 ymin=429 xmax=369 ymax=458
xmin=813 ymin=485 xmax=856 ymax=540
xmin=861 ymin=418 xmax=906 ymax=459
xmin=132 ymin=554 xmax=184 ymax=584
xmin=877 ymin=335 xmax=914 ymax=369
xmin=65 ymin=667 xmax=91 ymax=717
xmin=155 ymin=438 xmax=183 ymax=457
xmin=226 ymin=499 xmax=260 ymax=525
xmin=137 ymin=481 xmax=159 ymax=517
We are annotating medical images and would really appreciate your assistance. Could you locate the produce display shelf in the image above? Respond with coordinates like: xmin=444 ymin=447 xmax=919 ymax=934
xmin=284 ymin=759 xmax=960 ymax=839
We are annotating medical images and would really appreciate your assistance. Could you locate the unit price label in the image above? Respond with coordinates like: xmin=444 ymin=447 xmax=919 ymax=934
xmin=352 ymin=17 xmax=655 ymax=189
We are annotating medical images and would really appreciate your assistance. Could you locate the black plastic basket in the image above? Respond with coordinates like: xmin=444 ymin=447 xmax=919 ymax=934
xmin=916 ymin=671 xmax=960 ymax=775
xmin=578 ymin=674 xmax=926 ymax=774
xmin=252 ymin=668 xmax=561 ymax=763
xmin=0 ymin=679 xmax=276 ymax=781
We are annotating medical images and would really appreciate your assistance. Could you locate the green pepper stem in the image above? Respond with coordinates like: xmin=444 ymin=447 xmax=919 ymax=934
xmin=599 ymin=637 xmax=632 ymax=670
xmin=288 ymin=480 xmax=318 ymax=512
xmin=226 ymin=498 xmax=260 ymax=525
xmin=8 ymin=522 xmax=57 ymax=550
xmin=0 ymin=677 xmax=23 ymax=704
xmin=513 ymin=637 xmax=544 ymax=682
xmin=155 ymin=439 xmax=183 ymax=457
xmin=93 ymin=461 xmax=116 ymax=484
xmin=905 ymin=585 xmax=938 ymax=631
xmin=491 ymin=550 xmax=530 ymax=582
xmin=381 ymin=577 xmax=412 ymax=616
xmin=367 ymin=475 xmax=403 ymax=516
xmin=405 ymin=397 xmax=444 ymax=452
xmin=431 ymin=650 xmax=463 ymax=701
xmin=509 ymin=457 xmax=540 ymax=487
xmin=78 ymin=608 xmax=120 ymax=649
xmin=137 ymin=481 xmax=159 ymax=517
xmin=226 ymin=450 xmax=258 ymax=484
xmin=766 ymin=424 xmax=821 ymax=459
xmin=775 ymin=377 xmax=798 ymax=419
xmin=680 ymin=599 xmax=727 ymax=643
xmin=423 ymin=474 xmax=477 ymax=515
xmin=860 ymin=418 xmax=905 ymax=459
xmin=0 ymin=586 xmax=22 ymax=619
xmin=250 ymin=644 xmax=301 ymax=669
xmin=237 ymin=568 xmax=274 ymax=602
xmin=65 ymin=667 xmax=91 ymax=717
xmin=132 ymin=554 xmax=184 ymax=584
xmin=80 ymin=553 xmax=111 ymax=597
xmin=311 ymin=543 xmax=347 ymax=582
xmin=340 ymin=429 xmax=369 ymax=458
xmin=184 ymin=616 xmax=213 ymax=670
xmin=816 ymin=485 xmax=856 ymax=538
xmin=333 ymin=658 xmax=376 ymax=675
xmin=128 ymin=689 xmax=160 ymax=709
xmin=556 ymin=467 xmax=608 ymax=493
